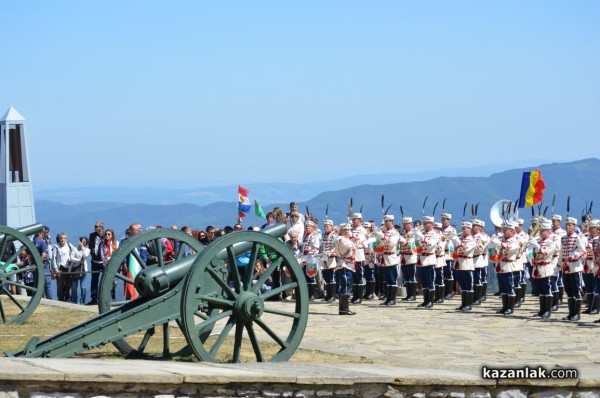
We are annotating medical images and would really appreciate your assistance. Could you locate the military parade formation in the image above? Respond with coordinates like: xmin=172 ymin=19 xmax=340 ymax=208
xmin=292 ymin=197 xmax=599 ymax=323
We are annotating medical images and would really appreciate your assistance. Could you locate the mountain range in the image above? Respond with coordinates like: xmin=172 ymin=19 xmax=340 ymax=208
xmin=35 ymin=158 xmax=600 ymax=243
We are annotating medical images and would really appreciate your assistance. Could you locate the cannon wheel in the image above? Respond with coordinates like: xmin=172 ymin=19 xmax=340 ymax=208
xmin=180 ymin=231 xmax=308 ymax=363
xmin=0 ymin=226 xmax=45 ymax=324
xmin=99 ymin=228 xmax=204 ymax=357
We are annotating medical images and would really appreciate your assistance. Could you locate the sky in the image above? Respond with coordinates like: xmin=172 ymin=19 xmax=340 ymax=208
xmin=1 ymin=1 xmax=599 ymax=190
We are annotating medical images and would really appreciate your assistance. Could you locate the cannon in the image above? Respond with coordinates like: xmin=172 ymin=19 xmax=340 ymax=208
xmin=9 ymin=223 xmax=309 ymax=363
xmin=0 ymin=224 xmax=45 ymax=324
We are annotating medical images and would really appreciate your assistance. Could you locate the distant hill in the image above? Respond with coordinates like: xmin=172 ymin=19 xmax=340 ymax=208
xmin=36 ymin=158 xmax=600 ymax=242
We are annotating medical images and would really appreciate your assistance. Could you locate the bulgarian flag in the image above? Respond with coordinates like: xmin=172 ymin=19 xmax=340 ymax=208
xmin=518 ymin=168 xmax=546 ymax=208
xmin=238 ymin=185 xmax=251 ymax=218
xmin=124 ymin=252 xmax=141 ymax=300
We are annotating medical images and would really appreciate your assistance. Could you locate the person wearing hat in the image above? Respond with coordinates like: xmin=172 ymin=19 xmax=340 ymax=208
xmin=362 ymin=221 xmax=378 ymax=300
xmin=549 ymin=214 xmax=565 ymax=309
xmin=527 ymin=216 xmax=540 ymax=297
xmin=302 ymin=220 xmax=321 ymax=301
xmin=582 ymin=223 xmax=596 ymax=315
xmin=319 ymin=219 xmax=338 ymax=303
xmin=490 ymin=220 xmax=521 ymax=315
xmin=433 ymin=222 xmax=446 ymax=303
xmin=589 ymin=220 xmax=600 ymax=320
xmin=441 ymin=213 xmax=458 ymax=299
xmin=33 ymin=226 xmax=56 ymax=300
xmin=350 ymin=213 xmax=368 ymax=305
xmin=333 ymin=223 xmax=357 ymax=315
xmin=529 ymin=219 xmax=559 ymax=319
xmin=377 ymin=214 xmax=400 ymax=306
xmin=513 ymin=218 xmax=529 ymax=308
xmin=471 ymin=219 xmax=490 ymax=305
xmin=451 ymin=221 xmax=476 ymax=311
xmin=398 ymin=216 xmax=419 ymax=301
xmin=415 ymin=215 xmax=440 ymax=309
xmin=558 ymin=217 xmax=587 ymax=321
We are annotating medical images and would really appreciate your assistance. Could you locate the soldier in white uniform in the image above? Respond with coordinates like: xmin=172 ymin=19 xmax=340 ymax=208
xmin=582 ymin=221 xmax=596 ymax=314
xmin=441 ymin=213 xmax=458 ymax=299
xmin=399 ymin=216 xmax=419 ymax=301
xmin=350 ymin=213 xmax=368 ymax=304
xmin=551 ymin=214 xmax=566 ymax=307
xmin=529 ymin=219 xmax=558 ymax=319
xmin=513 ymin=218 xmax=528 ymax=308
xmin=589 ymin=220 xmax=600 ymax=322
xmin=433 ymin=222 xmax=446 ymax=303
xmin=472 ymin=218 xmax=490 ymax=305
xmin=319 ymin=219 xmax=338 ymax=303
xmin=490 ymin=220 xmax=521 ymax=315
xmin=452 ymin=221 xmax=476 ymax=311
xmin=376 ymin=214 xmax=400 ymax=306
xmin=362 ymin=221 xmax=378 ymax=300
xmin=333 ymin=224 xmax=356 ymax=315
xmin=302 ymin=220 xmax=321 ymax=301
xmin=415 ymin=215 xmax=440 ymax=309
xmin=558 ymin=216 xmax=587 ymax=321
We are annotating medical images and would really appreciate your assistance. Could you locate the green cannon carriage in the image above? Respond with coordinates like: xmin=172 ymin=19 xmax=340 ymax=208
xmin=7 ymin=223 xmax=309 ymax=363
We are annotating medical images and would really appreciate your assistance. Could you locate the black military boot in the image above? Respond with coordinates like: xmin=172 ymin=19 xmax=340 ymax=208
xmin=418 ymin=289 xmax=429 ymax=308
xmin=444 ymin=279 xmax=454 ymax=299
xmin=338 ymin=294 xmax=356 ymax=315
xmin=380 ymin=286 xmax=391 ymax=305
xmin=321 ymin=284 xmax=329 ymax=302
xmin=558 ymin=286 xmax=564 ymax=305
xmin=364 ymin=281 xmax=375 ymax=300
xmin=570 ymin=299 xmax=582 ymax=322
xmin=403 ymin=282 xmax=416 ymax=301
xmin=386 ymin=286 xmax=398 ymax=306
xmin=352 ymin=285 xmax=364 ymax=304
xmin=562 ymin=298 xmax=575 ymax=321
xmin=473 ymin=284 xmax=483 ymax=305
xmin=350 ymin=285 xmax=358 ymax=304
xmin=461 ymin=291 xmax=473 ymax=312
xmin=497 ymin=294 xmax=507 ymax=314
xmin=520 ymin=282 xmax=528 ymax=302
xmin=327 ymin=284 xmax=337 ymax=303
xmin=535 ymin=296 xmax=544 ymax=317
xmin=591 ymin=295 xmax=600 ymax=315
xmin=426 ymin=289 xmax=435 ymax=309
xmin=434 ymin=285 xmax=444 ymax=303
xmin=481 ymin=282 xmax=488 ymax=302
xmin=551 ymin=291 xmax=559 ymax=311
xmin=541 ymin=295 xmax=553 ymax=319
xmin=584 ymin=293 xmax=594 ymax=314
xmin=457 ymin=290 xmax=466 ymax=311
xmin=514 ymin=287 xmax=522 ymax=308
xmin=504 ymin=295 xmax=516 ymax=316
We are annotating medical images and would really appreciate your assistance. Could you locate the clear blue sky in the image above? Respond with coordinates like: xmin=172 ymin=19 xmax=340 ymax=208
xmin=2 ymin=1 xmax=599 ymax=190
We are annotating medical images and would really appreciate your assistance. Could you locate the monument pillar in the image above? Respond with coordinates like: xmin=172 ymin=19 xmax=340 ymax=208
xmin=0 ymin=106 xmax=36 ymax=227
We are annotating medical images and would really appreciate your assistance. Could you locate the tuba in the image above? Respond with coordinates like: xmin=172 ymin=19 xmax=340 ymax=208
xmin=490 ymin=199 xmax=517 ymax=228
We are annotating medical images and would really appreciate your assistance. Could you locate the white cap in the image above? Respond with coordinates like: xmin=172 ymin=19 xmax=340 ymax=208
xmin=462 ymin=221 xmax=473 ymax=229
xmin=566 ymin=217 xmax=578 ymax=226
xmin=472 ymin=219 xmax=485 ymax=227
xmin=305 ymin=220 xmax=315 ymax=228
xmin=384 ymin=214 xmax=395 ymax=221
xmin=539 ymin=220 xmax=552 ymax=230
xmin=551 ymin=214 xmax=562 ymax=221
xmin=434 ymin=222 xmax=442 ymax=229
xmin=340 ymin=223 xmax=351 ymax=230
xmin=516 ymin=218 xmax=524 ymax=225
xmin=589 ymin=219 xmax=600 ymax=228
xmin=252 ymin=226 xmax=260 ymax=231
xmin=323 ymin=219 xmax=334 ymax=226
xmin=441 ymin=213 xmax=452 ymax=220
xmin=351 ymin=213 xmax=362 ymax=219
xmin=402 ymin=216 xmax=413 ymax=224
xmin=422 ymin=215 xmax=434 ymax=223
xmin=502 ymin=220 xmax=517 ymax=230
xmin=532 ymin=216 xmax=539 ymax=223
xmin=363 ymin=221 xmax=372 ymax=228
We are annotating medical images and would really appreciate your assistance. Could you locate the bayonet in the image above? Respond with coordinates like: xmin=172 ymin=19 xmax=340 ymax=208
xmin=422 ymin=196 xmax=429 ymax=217
xmin=442 ymin=198 xmax=447 ymax=212
xmin=381 ymin=194 xmax=385 ymax=215
xmin=384 ymin=204 xmax=393 ymax=215
xmin=432 ymin=202 xmax=439 ymax=217
xmin=463 ymin=202 xmax=468 ymax=221
xmin=400 ymin=205 xmax=404 ymax=217
xmin=567 ymin=195 xmax=571 ymax=217
xmin=551 ymin=193 xmax=556 ymax=215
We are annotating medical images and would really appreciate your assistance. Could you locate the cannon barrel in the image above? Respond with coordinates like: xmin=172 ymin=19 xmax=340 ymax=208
xmin=134 ymin=223 xmax=288 ymax=298
xmin=0 ymin=224 xmax=44 ymax=243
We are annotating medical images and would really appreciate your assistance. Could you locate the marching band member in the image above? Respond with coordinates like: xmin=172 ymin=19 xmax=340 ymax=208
xmin=319 ymin=219 xmax=338 ymax=303
xmin=582 ymin=221 xmax=595 ymax=314
xmin=302 ymin=220 xmax=321 ymax=301
xmin=415 ymin=215 xmax=440 ymax=309
xmin=376 ymin=214 xmax=401 ymax=306
xmin=333 ymin=224 xmax=356 ymax=315
xmin=590 ymin=220 xmax=600 ymax=321
xmin=472 ymin=218 xmax=490 ymax=305
xmin=530 ymin=219 xmax=558 ymax=319
xmin=350 ymin=213 xmax=368 ymax=305
xmin=491 ymin=220 xmax=520 ymax=316
xmin=363 ymin=221 xmax=377 ymax=300
xmin=513 ymin=219 xmax=529 ymax=307
xmin=551 ymin=214 xmax=566 ymax=307
xmin=399 ymin=216 xmax=419 ymax=301
xmin=452 ymin=221 xmax=476 ymax=311
xmin=441 ymin=213 xmax=458 ymax=299
xmin=433 ymin=222 xmax=446 ymax=303
xmin=559 ymin=217 xmax=587 ymax=321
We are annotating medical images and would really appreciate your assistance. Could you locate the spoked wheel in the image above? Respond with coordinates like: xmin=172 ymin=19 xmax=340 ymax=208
xmin=0 ymin=226 xmax=44 ymax=324
xmin=99 ymin=229 xmax=204 ymax=358
xmin=180 ymin=231 xmax=308 ymax=363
